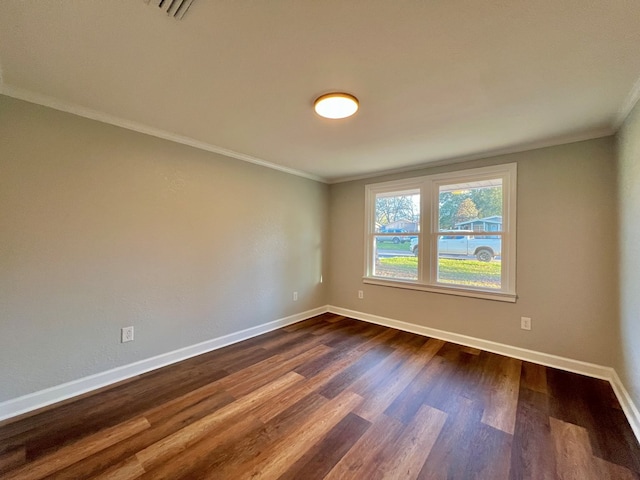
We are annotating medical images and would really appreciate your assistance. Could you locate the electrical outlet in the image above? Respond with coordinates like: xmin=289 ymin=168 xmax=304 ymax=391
xmin=121 ymin=326 xmax=134 ymax=343
xmin=520 ymin=317 xmax=531 ymax=331
xmin=358 ymin=290 xmax=364 ymax=299
xmin=293 ymin=291 xmax=298 ymax=301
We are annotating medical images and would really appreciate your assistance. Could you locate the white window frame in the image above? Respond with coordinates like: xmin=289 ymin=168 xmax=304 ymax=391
xmin=364 ymin=163 xmax=517 ymax=302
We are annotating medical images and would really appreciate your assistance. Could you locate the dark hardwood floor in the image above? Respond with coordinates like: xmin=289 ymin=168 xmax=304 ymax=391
xmin=1 ymin=313 xmax=639 ymax=479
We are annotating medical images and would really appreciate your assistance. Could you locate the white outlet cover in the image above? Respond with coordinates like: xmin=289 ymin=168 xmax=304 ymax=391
xmin=121 ymin=326 xmax=134 ymax=342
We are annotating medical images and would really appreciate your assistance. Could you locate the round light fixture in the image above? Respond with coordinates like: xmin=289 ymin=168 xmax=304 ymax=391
xmin=314 ymin=92 xmax=359 ymax=119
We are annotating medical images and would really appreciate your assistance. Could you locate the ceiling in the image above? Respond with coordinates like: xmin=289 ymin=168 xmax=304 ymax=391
xmin=1 ymin=1 xmax=639 ymax=183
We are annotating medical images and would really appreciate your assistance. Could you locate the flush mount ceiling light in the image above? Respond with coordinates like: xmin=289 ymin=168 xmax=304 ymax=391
xmin=314 ymin=93 xmax=359 ymax=119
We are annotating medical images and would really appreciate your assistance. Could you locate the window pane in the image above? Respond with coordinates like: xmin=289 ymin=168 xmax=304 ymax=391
xmin=373 ymin=235 xmax=418 ymax=280
xmin=436 ymin=234 xmax=502 ymax=289
xmin=437 ymin=178 xmax=503 ymax=290
xmin=438 ymin=179 xmax=502 ymax=232
xmin=373 ymin=190 xmax=420 ymax=281
xmin=375 ymin=191 xmax=420 ymax=234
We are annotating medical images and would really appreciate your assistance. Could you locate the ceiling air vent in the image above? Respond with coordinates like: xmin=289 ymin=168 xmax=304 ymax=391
xmin=145 ymin=0 xmax=196 ymax=20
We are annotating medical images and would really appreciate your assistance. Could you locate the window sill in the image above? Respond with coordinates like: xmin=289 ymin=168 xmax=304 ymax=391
xmin=362 ymin=277 xmax=517 ymax=303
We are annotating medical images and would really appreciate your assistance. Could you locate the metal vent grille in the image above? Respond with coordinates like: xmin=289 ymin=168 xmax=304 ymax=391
xmin=145 ymin=0 xmax=196 ymax=20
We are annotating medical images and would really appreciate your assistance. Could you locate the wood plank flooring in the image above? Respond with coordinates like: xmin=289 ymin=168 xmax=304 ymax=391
xmin=1 ymin=313 xmax=639 ymax=479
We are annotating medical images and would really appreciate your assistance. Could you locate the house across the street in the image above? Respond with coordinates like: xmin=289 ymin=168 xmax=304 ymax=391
xmin=455 ymin=215 xmax=502 ymax=232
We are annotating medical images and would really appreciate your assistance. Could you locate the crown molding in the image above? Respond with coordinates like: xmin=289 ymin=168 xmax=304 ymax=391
xmin=327 ymin=128 xmax=614 ymax=184
xmin=614 ymin=75 xmax=640 ymax=131
xmin=0 ymin=84 xmax=327 ymax=184
xmin=0 ymin=83 xmax=624 ymax=187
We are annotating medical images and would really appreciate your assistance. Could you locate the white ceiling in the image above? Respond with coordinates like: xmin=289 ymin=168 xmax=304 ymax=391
xmin=1 ymin=1 xmax=639 ymax=183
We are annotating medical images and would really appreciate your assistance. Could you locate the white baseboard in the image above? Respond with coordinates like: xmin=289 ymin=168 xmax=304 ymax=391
xmin=609 ymin=370 xmax=640 ymax=443
xmin=3 ymin=303 xmax=639 ymax=446
xmin=0 ymin=306 xmax=328 ymax=422
xmin=328 ymin=306 xmax=613 ymax=378
xmin=328 ymin=305 xmax=640 ymax=443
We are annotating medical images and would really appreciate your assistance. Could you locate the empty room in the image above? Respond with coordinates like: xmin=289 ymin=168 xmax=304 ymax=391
xmin=1 ymin=1 xmax=640 ymax=479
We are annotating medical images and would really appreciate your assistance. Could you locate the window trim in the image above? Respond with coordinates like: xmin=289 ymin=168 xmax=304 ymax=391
xmin=363 ymin=163 xmax=517 ymax=302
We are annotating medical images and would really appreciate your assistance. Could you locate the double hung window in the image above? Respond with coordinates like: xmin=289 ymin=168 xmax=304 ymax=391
xmin=364 ymin=163 xmax=517 ymax=302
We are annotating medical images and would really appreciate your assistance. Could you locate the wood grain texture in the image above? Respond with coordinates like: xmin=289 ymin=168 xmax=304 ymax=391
xmin=134 ymin=371 xmax=303 ymax=471
xmin=1 ymin=313 xmax=639 ymax=479
xmin=2 ymin=416 xmax=150 ymax=480
xmin=374 ymin=403 xmax=448 ymax=479
xmin=0 ymin=447 xmax=24 ymax=475
xmin=240 ymin=391 xmax=364 ymax=480
xmin=550 ymin=417 xmax=639 ymax=480
xmin=480 ymin=355 xmax=522 ymax=434
xmin=509 ymin=386 xmax=556 ymax=480
xmin=277 ymin=412 xmax=370 ymax=480
xmin=323 ymin=413 xmax=406 ymax=479
xmin=416 ymin=396 xmax=479 ymax=479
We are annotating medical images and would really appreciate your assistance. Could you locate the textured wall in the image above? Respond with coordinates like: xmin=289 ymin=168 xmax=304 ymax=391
xmin=328 ymin=138 xmax=618 ymax=366
xmin=617 ymin=100 xmax=640 ymax=410
xmin=0 ymin=96 xmax=329 ymax=401
xmin=0 ymin=92 xmax=625 ymax=407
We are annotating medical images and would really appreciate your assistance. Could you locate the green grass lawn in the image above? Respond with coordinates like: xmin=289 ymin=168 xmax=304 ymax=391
xmin=377 ymin=256 xmax=501 ymax=289
xmin=376 ymin=241 xmax=412 ymax=252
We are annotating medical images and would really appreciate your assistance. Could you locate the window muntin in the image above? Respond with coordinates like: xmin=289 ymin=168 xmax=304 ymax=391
xmin=364 ymin=164 xmax=516 ymax=301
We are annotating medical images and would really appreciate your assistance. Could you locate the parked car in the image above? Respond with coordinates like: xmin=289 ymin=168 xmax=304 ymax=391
xmin=409 ymin=232 xmax=501 ymax=262
xmin=376 ymin=228 xmax=413 ymax=244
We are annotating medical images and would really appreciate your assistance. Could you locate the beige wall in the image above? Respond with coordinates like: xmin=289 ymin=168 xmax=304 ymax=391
xmin=0 ymin=93 xmax=626 ymax=409
xmin=0 ymin=96 xmax=329 ymax=402
xmin=617 ymin=100 xmax=640 ymax=410
xmin=329 ymin=137 xmax=618 ymax=366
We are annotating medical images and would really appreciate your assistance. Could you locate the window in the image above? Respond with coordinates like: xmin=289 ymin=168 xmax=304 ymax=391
xmin=364 ymin=163 xmax=516 ymax=302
